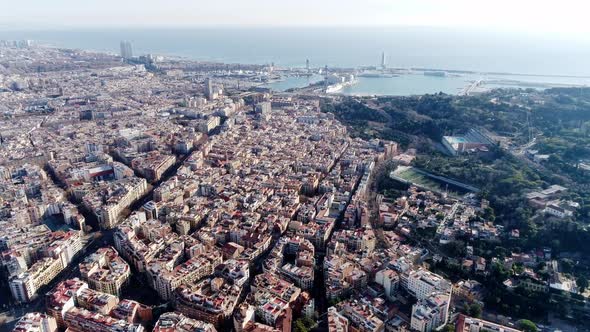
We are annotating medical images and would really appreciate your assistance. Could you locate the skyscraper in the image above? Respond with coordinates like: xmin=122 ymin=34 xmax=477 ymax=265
xmin=120 ymin=41 xmax=133 ymax=60
xmin=205 ymin=77 xmax=215 ymax=100
xmin=381 ymin=52 xmax=386 ymax=69
xmin=306 ymin=59 xmax=310 ymax=72
xmin=119 ymin=41 xmax=125 ymax=59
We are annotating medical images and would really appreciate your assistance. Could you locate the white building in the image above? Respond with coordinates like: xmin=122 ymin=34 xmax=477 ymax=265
xmin=255 ymin=102 xmax=272 ymax=115
xmin=42 ymin=231 xmax=83 ymax=269
xmin=79 ymin=247 xmax=130 ymax=297
xmin=10 ymin=257 xmax=65 ymax=302
xmin=410 ymin=292 xmax=450 ymax=332
xmin=375 ymin=269 xmax=399 ymax=301
xmin=402 ymin=268 xmax=451 ymax=300
xmin=544 ymin=202 xmax=575 ymax=218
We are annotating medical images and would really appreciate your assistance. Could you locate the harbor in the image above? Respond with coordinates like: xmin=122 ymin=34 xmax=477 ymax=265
xmin=267 ymin=70 xmax=590 ymax=96
xmin=261 ymin=52 xmax=589 ymax=96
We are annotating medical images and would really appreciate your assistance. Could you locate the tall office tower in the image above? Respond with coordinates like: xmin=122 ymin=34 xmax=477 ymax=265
xmin=205 ymin=77 xmax=214 ymax=100
xmin=120 ymin=41 xmax=126 ymax=59
xmin=127 ymin=41 xmax=133 ymax=58
xmin=120 ymin=41 xmax=133 ymax=59
xmin=306 ymin=59 xmax=310 ymax=72
xmin=381 ymin=52 xmax=386 ymax=69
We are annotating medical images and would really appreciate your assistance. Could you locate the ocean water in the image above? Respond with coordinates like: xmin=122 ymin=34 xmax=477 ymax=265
xmin=1 ymin=27 xmax=589 ymax=76
xmin=340 ymin=73 xmax=590 ymax=96
xmin=267 ymin=72 xmax=590 ymax=96
xmin=266 ymin=73 xmax=475 ymax=95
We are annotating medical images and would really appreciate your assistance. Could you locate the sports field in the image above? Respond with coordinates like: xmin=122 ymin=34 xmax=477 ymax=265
xmin=391 ymin=166 xmax=472 ymax=197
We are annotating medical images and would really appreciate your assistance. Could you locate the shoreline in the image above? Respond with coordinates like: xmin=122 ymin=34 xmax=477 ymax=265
xmin=9 ymin=42 xmax=589 ymax=81
xmin=410 ymin=67 xmax=590 ymax=80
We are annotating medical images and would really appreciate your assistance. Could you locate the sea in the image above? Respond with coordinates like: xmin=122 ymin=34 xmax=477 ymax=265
xmin=2 ymin=27 xmax=590 ymax=95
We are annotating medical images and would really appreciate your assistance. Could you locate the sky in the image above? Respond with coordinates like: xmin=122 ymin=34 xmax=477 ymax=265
xmin=1 ymin=0 xmax=589 ymax=35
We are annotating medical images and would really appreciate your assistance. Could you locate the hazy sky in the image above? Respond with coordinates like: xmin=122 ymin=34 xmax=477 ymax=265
xmin=2 ymin=0 xmax=589 ymax=35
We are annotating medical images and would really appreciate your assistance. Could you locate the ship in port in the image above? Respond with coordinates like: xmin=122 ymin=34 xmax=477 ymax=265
xmin=323 ymin=71 xmax=357 ymax=93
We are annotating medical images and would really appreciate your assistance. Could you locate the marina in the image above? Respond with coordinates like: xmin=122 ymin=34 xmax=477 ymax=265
xmin=267 ymin=70 xmax=590 ymax=96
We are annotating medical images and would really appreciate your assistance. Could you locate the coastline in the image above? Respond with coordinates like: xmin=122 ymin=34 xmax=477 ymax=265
xmin=7 ymin=42 xmax=588 ymax=96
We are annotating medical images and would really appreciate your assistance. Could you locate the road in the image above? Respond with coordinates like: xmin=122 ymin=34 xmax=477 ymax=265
xmin=436 ymin=202 xmax=459 ymax=235
xmin=513 ymin=137 xmax=537 ymax=156
xmin=508 ymin=137 xmax=573 ymax=186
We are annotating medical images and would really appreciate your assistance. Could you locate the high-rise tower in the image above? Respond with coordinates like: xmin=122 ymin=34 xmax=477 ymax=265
xmin=205 ymin=77 xmax=214 ymax=100
xmin=381 ymin=52 xmax=386 ymax=69
xmin=120 ymin=41 xmax=133 ymax=59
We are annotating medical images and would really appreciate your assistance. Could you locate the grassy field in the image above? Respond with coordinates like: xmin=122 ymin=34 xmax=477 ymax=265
xmin=392 ymin=166 xmax=469 ymax=197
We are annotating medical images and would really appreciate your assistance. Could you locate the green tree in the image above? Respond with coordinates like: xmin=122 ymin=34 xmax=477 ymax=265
xmin=483 ymin=207 xmax=496 ymax=222
xmin=442 ymin=324 xmax=455 ymax=332
xmin=468 ymin=303 xmax=483 ymax=318
xmin=560 ymin=259 xmax=575 ymax=274
xmin=294 ymin=319 xmax=309 ymax=332
xmin=494 ymin=246 xmax=507 ymax=260
xmin=442 ymin=240 xmax=467 ymax=257
xmin=512 ymin=263 xmax=525 ymax=275
xmin=301 ymin=317 xmax=315 ymax=327
xmin=518 ymin=320 xmax=538 ymax=332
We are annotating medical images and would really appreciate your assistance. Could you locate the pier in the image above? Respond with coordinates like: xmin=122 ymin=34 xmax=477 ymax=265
xmin=459 ymin=79 xmax=484 ymax=96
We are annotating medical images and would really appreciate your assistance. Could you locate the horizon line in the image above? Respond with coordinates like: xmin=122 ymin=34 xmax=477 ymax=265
xmin=0 ymin=23 xmax=579 ymax=35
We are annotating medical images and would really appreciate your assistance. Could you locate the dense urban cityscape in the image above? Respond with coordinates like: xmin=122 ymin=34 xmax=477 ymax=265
xmin=1 ymin=33 xmax=589 ymax=332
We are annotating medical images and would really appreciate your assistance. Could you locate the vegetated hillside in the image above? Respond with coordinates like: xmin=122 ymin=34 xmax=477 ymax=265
xmin=414 ymin=149 xmax=549 ymax=237
xmin=322 ymin=92 xmax=529 ymax=150
xmin=535 ymin=88 xmax=590 ymax=131
xmin=532 ymin=88 xmax=590 ymax=186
